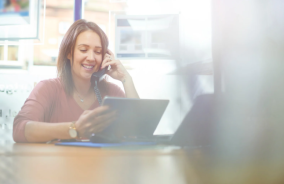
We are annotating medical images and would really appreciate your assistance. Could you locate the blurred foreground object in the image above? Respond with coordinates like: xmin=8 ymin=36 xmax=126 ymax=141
xmin=180 ymin=0 xmax=284 ymax=183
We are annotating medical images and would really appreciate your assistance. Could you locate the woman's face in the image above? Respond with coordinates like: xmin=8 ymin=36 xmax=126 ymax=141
xmin=69 ymin=30 xmax=103 ymax=81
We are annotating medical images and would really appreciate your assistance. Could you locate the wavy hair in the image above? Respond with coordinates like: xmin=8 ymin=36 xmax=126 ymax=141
xmin=57 ymin=19 xmax=109 ymax=96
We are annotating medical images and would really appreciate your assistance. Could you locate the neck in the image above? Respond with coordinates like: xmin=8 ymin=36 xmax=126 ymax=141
xmin=72 ymin=75 xmax=92 ymax=96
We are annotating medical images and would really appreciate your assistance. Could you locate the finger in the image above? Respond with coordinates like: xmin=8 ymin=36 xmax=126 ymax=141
xmin=81 ymin=110 xmax=109 ymax=126
xmin=101 ymin=58 xmax=112 ymax=70
xmin=107 ymin=49 xmax=115 ymax=58
xmin=84 ymin=119 xmax=112 ymax=137
xmin=101 ymin=60 xmax=119 ymax=70
xmin=104 ymin=53 xmax=111 ymax=59
xmin=88 ymin=109 xmax=116 ymax=126
xmin=76 ymin=110 xmax=93 ymax=124
xmin=104 ymin=53 xmax=113 ymax=61
xmin=88 ymin=119 xmax=111 ymax=134
xmin=82 ymin=110 xmax=91 ymax=115
xmin=102 ymin=53 xmax=112 ymax=62
xmin=87 ymin=112 xmax=116 ymax=133
xmin=101 ymin=115 xmax=117 ymax=127
xmin=80 ymin=108 xmax=116 ymax=136
xmin=88 ymin=115 xmax=117 ymax=134
xmin=96 ymin=118 xmax=115 ymax=133
xmin=88 ymin=106 xmax=111 ymax=119
xmin=94 ymin=110 xmax=117 ymax=124
xmin=101 ymin=55 xmax=111 ymax=68
xmin=86 ymin=114 xmax=116 ymax=137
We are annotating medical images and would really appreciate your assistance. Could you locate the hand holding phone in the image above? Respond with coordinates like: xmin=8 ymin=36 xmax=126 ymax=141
xmin=92 ymin=67 xmax=107 ymax=80
xmin=101 ymin=49 xmax=130 ymax=82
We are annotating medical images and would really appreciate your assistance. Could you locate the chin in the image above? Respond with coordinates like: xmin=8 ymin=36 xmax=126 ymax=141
xmin=81 ymin=73 xmax=93 ymax=80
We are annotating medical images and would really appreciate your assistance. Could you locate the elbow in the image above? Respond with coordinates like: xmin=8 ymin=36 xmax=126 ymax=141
xmin=13 ymin=120 xmax=29 ymax=143
xmin=13 ymin=131 xmax=24 ymax=143
xmin=13 ymin=130 xmax=28 ymax=143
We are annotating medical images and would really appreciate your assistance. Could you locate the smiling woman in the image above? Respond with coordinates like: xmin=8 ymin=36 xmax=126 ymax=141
xmin=69 ymin=31 xmax=104 ymax=93
xmin=13 ymin=19 xmax=139 ymax=143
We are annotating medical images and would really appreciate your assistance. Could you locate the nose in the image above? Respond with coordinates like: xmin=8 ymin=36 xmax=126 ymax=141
xmin=87 ymin=51 xmax=95 ymax=61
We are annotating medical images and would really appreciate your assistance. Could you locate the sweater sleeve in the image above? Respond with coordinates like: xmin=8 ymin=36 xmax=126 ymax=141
xmin=13 ymin=80 xmax=55 ymax=143
xmin=108 ymin=82 xmax=125 ymax=98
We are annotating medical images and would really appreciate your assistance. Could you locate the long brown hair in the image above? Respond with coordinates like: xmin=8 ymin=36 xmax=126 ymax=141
xmin=57 ymin=19 xmax=109 ymax=96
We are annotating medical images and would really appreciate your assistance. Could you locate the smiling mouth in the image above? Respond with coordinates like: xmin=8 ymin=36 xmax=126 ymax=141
xmin=82 ymin=64 xmax=95 ymax=69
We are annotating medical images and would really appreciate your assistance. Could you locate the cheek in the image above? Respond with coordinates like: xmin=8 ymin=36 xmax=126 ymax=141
xmin=95 ymin=55 xmax=103 ymax=64
xmin=72 ymin=56 xmax=82 ymax=69
xmin=73 ymin=50 xmax=86 ymax=61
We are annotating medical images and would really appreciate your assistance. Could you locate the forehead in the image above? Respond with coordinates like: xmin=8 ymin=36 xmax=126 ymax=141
xmin=76 ymin=30 xmax=102 ymax=47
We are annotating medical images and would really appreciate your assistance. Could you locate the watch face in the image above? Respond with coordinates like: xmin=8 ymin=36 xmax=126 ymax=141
xmin=69 ymin=129 xmax=77 ymax=138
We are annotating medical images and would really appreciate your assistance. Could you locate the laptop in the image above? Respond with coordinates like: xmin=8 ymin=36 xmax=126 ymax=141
xmin=131 ymin=93 xmax=216 ymax=147
xmin=168 ymin=94 xmax=216 ymax=147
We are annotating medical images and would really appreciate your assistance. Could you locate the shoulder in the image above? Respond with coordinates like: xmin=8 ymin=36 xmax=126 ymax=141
xmin=31 ymin=78 xmax=63 ymax=97
xmin=36 ymin=78 xmax=63 ymax=90
xmin=38 ymin=78 xmax=62 ymax=87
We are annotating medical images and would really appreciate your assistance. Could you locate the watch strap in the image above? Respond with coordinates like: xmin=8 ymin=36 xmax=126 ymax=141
xmin=69 ymin=121 xmax=78 ymax=138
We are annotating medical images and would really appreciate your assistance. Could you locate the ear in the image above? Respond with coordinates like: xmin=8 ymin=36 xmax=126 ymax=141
xmin=67 ymin=53 xmax=71 ymax=60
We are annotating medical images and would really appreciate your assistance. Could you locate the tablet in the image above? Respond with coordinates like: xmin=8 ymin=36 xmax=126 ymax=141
xmin=101 ymin=97 xmax=169 ymax=138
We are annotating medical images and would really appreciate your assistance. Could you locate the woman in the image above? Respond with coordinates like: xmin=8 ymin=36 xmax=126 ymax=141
xmin=13 ymin=19 xmax=139 ymax=143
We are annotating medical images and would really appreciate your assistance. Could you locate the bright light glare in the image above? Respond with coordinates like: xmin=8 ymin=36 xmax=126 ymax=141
xmin=179 ymin=0 xmax=212 ymax=61
xmin=126 ymin=0 xmax=180 ymax=15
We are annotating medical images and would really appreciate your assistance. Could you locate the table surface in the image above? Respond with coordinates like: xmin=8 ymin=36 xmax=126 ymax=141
xmin=0 ymin=143 xmax=197 ymax=184
xmin=1 ymin=142 xmax=284 ymax=184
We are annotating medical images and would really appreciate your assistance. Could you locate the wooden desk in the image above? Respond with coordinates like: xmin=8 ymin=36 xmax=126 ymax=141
xmin=0 ymin=143 xmax=197 ymax=184
xmin=2 ymin=143 xmax=284 ymax=184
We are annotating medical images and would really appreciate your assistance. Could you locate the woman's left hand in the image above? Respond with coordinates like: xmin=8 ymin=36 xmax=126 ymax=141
xmin=101 ymin=49 xmax=130 ymax=82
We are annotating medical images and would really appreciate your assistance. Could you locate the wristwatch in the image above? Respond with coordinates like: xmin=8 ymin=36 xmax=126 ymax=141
xmin=69 ymin=122 xmax=78 ymax=138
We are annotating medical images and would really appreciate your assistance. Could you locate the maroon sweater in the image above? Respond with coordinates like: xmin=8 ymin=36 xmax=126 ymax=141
xmin=13 ymin=78 xmax=125 ymax=143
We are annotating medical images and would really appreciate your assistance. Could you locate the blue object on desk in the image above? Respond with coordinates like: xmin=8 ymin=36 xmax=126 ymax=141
xmin=55 ymin=141 xmax=156 ymax=148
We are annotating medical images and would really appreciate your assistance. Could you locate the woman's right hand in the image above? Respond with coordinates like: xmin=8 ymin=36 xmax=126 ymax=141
xmin=75 ymin=106 xmax=116 ymax=138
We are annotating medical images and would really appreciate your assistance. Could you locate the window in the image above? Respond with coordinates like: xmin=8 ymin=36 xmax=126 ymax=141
xmin=83 ymin=0 xmax=128 ymax=53
xmin=0 ymin=45 xmax=23 ymax=69
xmin=0 ymin=46 xmax=4 ymax=60
xmin=33 ymin=1 xmax=74 ymax=66
xmin=7 ymin=46 xmax=19 ymax=61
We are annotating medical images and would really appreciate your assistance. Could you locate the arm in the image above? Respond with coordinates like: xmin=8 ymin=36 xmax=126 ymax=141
xmin=18 ymin=107 xmax=116 ymax=143
xmin=13 ymin=81 xmax=73 ymax=143
xmin=13 ymin=80 xmax=115 ymax=143
xmin=13 ymin=80 xmax=56 ymax=143
xmin=122 ymin=73 xmax=139 ymax=98
xmin=101 ymin=49 xmax=139 ymax=99
xmin=24 ymin=121 xmax=72 ymax=143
